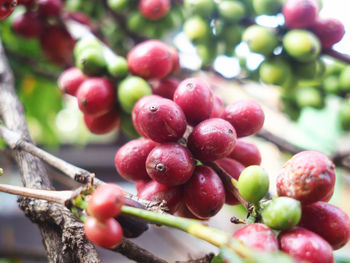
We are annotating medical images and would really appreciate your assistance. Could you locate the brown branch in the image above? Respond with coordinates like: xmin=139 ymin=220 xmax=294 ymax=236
xmin=175 ymin=253 xmax=215 ymax=263
xmin=323 ymin=49 xmax=350 ymax=64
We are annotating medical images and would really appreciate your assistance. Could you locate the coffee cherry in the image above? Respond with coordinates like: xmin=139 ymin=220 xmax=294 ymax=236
xmin=262 ymin=197 xmax=301 ymax=230
xmin=252 ymin=0 xmax=283 ymax=15
xmin=276 ymin=151 xmax=336 ymax=205
xmin=242 ymin=25 xmax=278 ymax=56
xmin=184 ymin=0 xmax=215 ymax=17
xmin=299 ymin=201 xmax=350 ymax=250
xmin=115 ymin=138 xmax=158 ymax=182
xmin=135 ymin=179 xmax=151 ymax=192
xmin=183 ymin=16 xmax=209 ymax=42
xmin=177 ymin=202 xmax=203 ymax=220
xmin=107 ymin=0 xmax=128 ymax=12
xmin=311 ymin=18 xmax=345 ymax=49
xmin=151 ymin=77 xmax=180 ymax=99
xmin=187 ymin=118 xmax=237 ymax=162
xmin=339 ymin=101 xmax=350 ymax=131
xmin=282 ymin=0 xmax=319 ymax=29
xmin=84 ymin=109 xmax=120 ymax=134
xmin=184 ymin=165 xmax=225 ymax=219
xmin=38 ymin=0 xmax=62 ymax=17
xmin=215 ymin=158 xmax=244 ymax=205
xmin=218 ymin=0 xmax=245 ymax=22
xmin=168 ymin=47 xmax=180 ymax=74
xmin=74 ymin=37 xmax=102 ymax=58
xmin=173 ymin=78 xmax=214 ymax=126
xmin=127 ymin=40 xmax=173 ymax=79
xmin=87 ymin=183 xmax=125 ymax=221
xmin=229 ymin=140 xmax=261 ymax=167
xmin=222 ymin=100 xmax=265 ymax=137
xmin=295 ymin=86 xmax=323 ymax=109
xmin=76 ymin=78 xmax=116 ymax=117
xmin=259 ymin=59 xmax=292 ymax=86
xmin=13 ymin=12 xmax=43 ymax=39
xmin=117 ymin=76 xmax=152 ymax=114
xmin=237 ymin=165 xmax=269 ymax=204
xmin=18 ymin=0 xmax=34 ymax=6
xmin=0 ymin=0 xmax=17 ymax=20
xmin=279 ymin=227 xmax=334 ymax=263
xmin=75 ymin=47 xmax=106 ymax=76
xmin=138 ymin=0 xmax=170 ymax=20
xmin=138 ymin=180 xmax=182 ymax=214
xmin=58 ymin=67 xmax=87 ymax=96
xmin=339 ymin=66 xmax=350 ymax=92
xmin=233 ymin=223 xmax=279 ymax=252
xmin=210 ymin=95 xmax=224 ymax=118
xmin=84 ymin=217 xmax=123 ymax=249
xmin=106 ymin=55 xmax=128 ymax=79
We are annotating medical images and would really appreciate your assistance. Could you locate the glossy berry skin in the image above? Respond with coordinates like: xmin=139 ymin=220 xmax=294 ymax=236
xmin=18 ymin=0 xmax=34 ymax=6
xmin=311 ymin=18 xmax=345 ymax=49
xmin=38 ymin=0 xmax=62 ymax=17
xmin=115 ymin=139 xmax=158 ymax=182
xmin=169 ymin=47 xmax=180 ymax=74
xmin=177 ymin=202 xmax=203 ymax=220
xmin=84 ymin=109 xmax=120 ymax=135
xmin=76 ymin=78 xmax=116 ymax=117
xmin=84 ymin=217 xmax=123 ymax=249
xmin=138 ymin=180 xmax=183 ymax=214
xmin=262 ymin=197 xmax=301 ymax=231
xmin=276 ymin=151 xmax=336 ymax=205
xmin=0 ymin=0 xmax=17 ymax=20
xmin=233 ymin=223 xmax=279 ymax=252
xmin=146 ymin=143 xmax=195 ymax=186
xmin=173 ymin=78 xmax=214 ymax=126
xmin=210 ymin=95 xmax=224 ymax=118
xmin=299 ymin=201 xmax=350 ymax=250
xmin=57 ymin=67 xmax=87 ymax=96
xmin=132 ymin=97 xmax=187 ymax=143
xmin=138 ymin=0 xmax=170 ymax=20
xmin=151 ymin=77 xmax=180 ymax=100
xmin=135 ymin=179 xmax=151 ymax=192
xmin=184 ymin=165 xmax=225 ymax=219
xmin=222 ymin=100 xmax=264 ymax=137
xmin=13 ymin=12 xmax=43 ymax=39
xmin=127 ymin=40 xmax=173 ymax=79
xmin=279 ymin=227 xmax=334 ymax=263
xmin=282 ymin=0 xmax=319 ymax=29
xmin=229 ymin=140 xmax=261 ymax=167
xmin=187 ymin=118 xmax=237 ymax=162
xmin=87 ymin=183 xmax=125 ymax=221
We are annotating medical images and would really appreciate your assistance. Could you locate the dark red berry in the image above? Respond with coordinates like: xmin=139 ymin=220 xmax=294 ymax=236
xmin=229 ymin=140 xmax=261 ymax=167
xmin=177 ymin=202 xmax=204 ymax=220
xmin=210 ymin=95 xmax=225 ymax=118
xmin=187 ymin=118 xmax=237 ymax=162
xmin=18 ymin=0 xmax=34 ymax=6
xmin=13 ymin=12 xmax=43 ymax=39
xmin=0 ymin=0 xmax=17 ymax=20
xmin=311 ymin=17 xmax=345 ymax=49
xmin=38 ymin=0 xmax=62 ymax=17
xmin=57 ymin=67 xmax=87 ymax=96
xmin=115 ymin=138 xmax=158 ymax=182
xmin=84 ymin=109 xmax=120 ymax=135
xmin=282 ymin=0 xmax=319 ymax=29
xmin=138 ymin=0 xmax=170 ymax=20
xmin=151 ymin=77 xmax=180 ymax=100
xmin=135 ymin=179 xmax=151 ymax=192
xmin=222 ymin=100 xmax=264 ymax=137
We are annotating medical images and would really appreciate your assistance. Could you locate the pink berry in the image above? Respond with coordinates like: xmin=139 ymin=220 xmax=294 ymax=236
xmin=38 ymin=0 xmax=62 ymax=17
xmin=282 ymin=0 xmax=319 ymax=29
xmin=311 ymin=17 xmax=345 ymax=49
xmin=210 ymin=95 xmax=225 ymax=118
xmin=138 ymin=0 xmax=170 ymax=20
xmin=13 ymin=12 xmax=43 ymax=39
xmin=229 ymin=140 xmax=261 ymax=167
xmin=58 ymin=67 xmax=87 ymax=96
xmin=151 ymin=77 xmax=180 ymax=99
xmin=84 ymin=109 xmax=120 ymax=135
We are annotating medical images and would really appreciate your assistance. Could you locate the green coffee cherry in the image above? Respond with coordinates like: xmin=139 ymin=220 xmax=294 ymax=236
xmin=107 ymin=0 xmax=128 ymax=12
xmin=184 ymin=0 xmax=216 ymax=17
xmin=107 ymin=55 xmax=128 ymax=78
xmin=120 ymin=111 xmax=140 ymax=138
xmin=237 ymin=165 xmax=269 ymax=204
xmin=218 ymin=0 xmax=245 ymax=22
xmin=259 ymin=59 xmax=292 ymax=85
xmin=183 ymin=16 xmax=210 ymax=42
xmin=339 ymin=101 xmax=350 ymax=131
xmin=242 ymin=25 xmax=278 ymax=56
xmin=76 ymin=48 xmax=106 ymax=76
xmin=74 ymin=37 xmax=102 ymax=58
xmin=296 ymin=86 xmax=324 ymax=109
xmin=252 ymin=0 xmax=283 ymax=15
xmin=323 ymin=75 xmax=340 ymax=94
xmin=220 ymin=25 xmax=242 ymax=47
xmin=339 ymin=66 xmax=350 ymax=92
xmin=262 ymin=197 xmax=301 ymax=230
xmin=127 ymin=12 xmax=146 ymax=34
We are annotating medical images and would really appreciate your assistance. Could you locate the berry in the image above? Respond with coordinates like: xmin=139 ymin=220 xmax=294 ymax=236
xmin=184 ymin=0 xmax=215 ymax=17
xmin=138 ymin=0 xmax=170 ymax=20
xmin=127 ymin=40 xmax=173 ymax=79
xmin=115 ymin=138 xmax=158 ymax=182
xmin=84 ymin=109 xmax=120 ymax=134
xmin=217 ymin=0 xmax=245 ymax=22
xmin=311 ymin=18 xmax=345 ymax=49
xmin=57 ymin=67 xmax=87 ymax=96
xmin=282 ymin=0 xmax=319 ymax=29
xmin=173 ymin=78 xmax=214 ymax=126
xmin=87 ymin=183 xmax=125 ymax=221
xmin=75 ymin=47 xmax=106 ymax=76
xmin=252 ymin=0 xmax=283 ymax=15
xmin=242 ymin=25 xmax=278 ymax=56
xmin=106 ymin=55 xmax=128 ymax=79
xmin=0 ymin=0 xmax=17 ymax=20
xmin=279 ymin=227 xmax=334 ymax=263
xmin=151 ymin=77 xmax=180 ymax=100
xmin=146 ymin=143 xmax=195 ymax=186
xmin=276 ymin=151 xmax=336 ymax=205
xmin=84 ymin=217 xmax=123 ymax=249
xmin=168 ymin=47 xmax=180 ymax=74
xmin=13 ymin=12 xmax=43 ymax=39
xmin=177 ymin=202 xmax=203 ymax=220
xmin=187 ymin=118 xmax=237 ymax=162
xmin=76 ymin=78 xmax=116 ymax=117
xmin=135 ymin=179 xmax=151 ymax=192
xmin=183 ymin=16 xmax=209 ymax=42
xmin=210 ymin=95 xmax=224 ymax=118
xmin=233 ymin=223 xmax=279 ymax=252
xmin=38 ymin=0 xmax=62 ymax=17
xmin=262 ymin=197 xmax=301 ymax=230
xmin=229 ymin=140 xmax=261 ymax=167
xmin=299 ymin=201 xmax=350 ymax=250
xmin=184 ymin=165 xmax=225 ymax=219
xmin=222 ymin=100 xmax=265 ymax=137
xmin=259 ymin=59 xmax=292 ymax=86
xmin=18 ymin=0 xmax=34 ymax=6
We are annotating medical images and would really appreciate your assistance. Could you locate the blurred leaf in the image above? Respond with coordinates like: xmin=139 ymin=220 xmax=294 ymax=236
xmin=212 ymin=246 xmax=246 ymax=263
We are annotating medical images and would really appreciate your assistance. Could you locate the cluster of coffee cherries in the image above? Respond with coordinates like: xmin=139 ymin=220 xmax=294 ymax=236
xmin=107 ymin=0 xmax=184 ymax=39
xmin=114 ymin=75 xmax=264 ymax=219
xmin=233 ymin=150 xmax=350 ymax=263
xmin=84 ymin=183 xmax=126 ymax=249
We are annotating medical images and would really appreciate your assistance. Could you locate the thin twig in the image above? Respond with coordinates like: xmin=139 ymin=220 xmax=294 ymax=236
xmin=323 ymin=49 xmax=350 ymax=64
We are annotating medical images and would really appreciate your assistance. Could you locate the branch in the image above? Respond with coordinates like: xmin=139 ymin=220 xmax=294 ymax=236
xmin=323 ymin=49 xmax=350 ymax=64
xmin=0 ymin=247 xmax=47 ymax=261
xmin=175 ymin=253 xmax=215 ymax=263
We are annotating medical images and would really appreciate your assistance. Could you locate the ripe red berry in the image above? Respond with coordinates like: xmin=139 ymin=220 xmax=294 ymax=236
xmin=84 ymin=109 xmax=120 ymax=134
xmin=173 ymin=78 xmax=214 ymax=126
xmin=276 ymin=151 xmax=336 ymax=205
xmin=137 ymin=180 xmax=182 ymax=214
xmin=138 ymin=0 xmax=170 ymax=20
xmin=215 ymin=158 xmax=244 ymax=205
xmin=279 ymin=227 xmax=334 ymax=263
xmin=187 ymin=118 xmax=237 ymax=162
xmin=311 ymin=17 xmax=345 ymax=49
xmin=146 ymin=143 xmax=195 ymax=186
xmin=177 ymin=202 xmax=203 ymax=220
xmin=0 ymin=0 xmax=17 ymax=20
xmin=115 ymin=138 xmax=158 ymax=182
xmin=127 ymin=40 xmax=173 ymax=79
xmin=66 ymin=12 xmax=94 ymax=32
xmin=299 ymin=201 xmax=350 ymax=250
xmin=13 ymin=12 xmax=43 ymax=39
xmin=18 ymin=0 xmax=34 ymax=6
xmin=168 ymin=46 xmax=180 ymax=74
xmin=58 ymin=67 xmax=87 ymax=96
xmin=87 ymin=183 xmax=125 ymax=221
xmin=135 ymin=179 xmax=151 ymax=192
xmin=229 ymin=140 xmax=261 ymax=167
xmin=38 ymin=0 xmax=62 ymax=17
xmin=210 ymin=95 xmax=225 ymax=118
xmin=184 ymin=165 xmax=225 ymax=219
xmin=84 ymin=217 xmax=123 ymax=249
xmin=76 ymin=78 xmax=116 ymax=117
xmin=151 ymin=77 xmax=180 ymax=100
xmin=233 ymin=223 xmax=279 ymax=252
xmin=282 ymin=0 xmax=319 ymax=29
xmin=222 ymin=100 xmax=265 ymax=137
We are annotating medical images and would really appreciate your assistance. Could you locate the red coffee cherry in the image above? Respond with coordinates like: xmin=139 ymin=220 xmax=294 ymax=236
xmin=282 ymin=0 xmax=319 ymax=29
xmin=13 ymin=12 xmax=43 ymax=39
xmin=58 ymin=67 xmax=87 ymax=96
xmin=311 ymin=17 xmax=345 ymax=49
xmin=168 ymin=46 xmax=180 ymax=74
xmin=138 ymin=0 xmax=170 ymax=20
xmin=38 ymin=0 xmax=62 ymax=17
xmin=229 ymin=140 xmax=261 ymax=167
xmin=210 ymin=95 xmax=225 ymax=118
xmin=84 ymin=109 xmax=120 ymax=135
xmin=18 ymin=0 xmax=35 ymax=6
xmin=0 ymin=0 xmax=17 ymax=20
xmin=151 ymin=77 xmax=180 ymax=100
